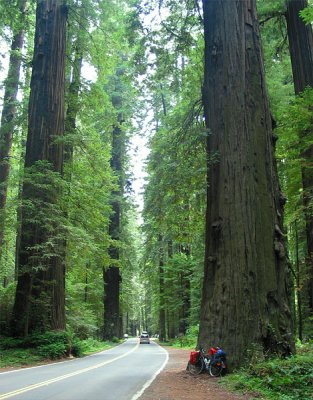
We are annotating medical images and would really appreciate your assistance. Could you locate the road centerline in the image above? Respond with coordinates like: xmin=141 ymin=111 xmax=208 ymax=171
xmin=0 ymin=341 xmax=140 ymax=400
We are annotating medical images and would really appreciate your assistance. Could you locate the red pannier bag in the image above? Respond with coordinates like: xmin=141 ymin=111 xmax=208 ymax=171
xmin=189 ymin=351 xmax=199 ymax=365
xmin=208 ymin=347 xmax=218 ymax=356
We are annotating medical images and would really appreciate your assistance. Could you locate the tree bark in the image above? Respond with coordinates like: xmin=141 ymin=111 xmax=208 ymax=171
xmin=285 ymin=0 xmax=313 ymax=93
xmin=103 ymin=72 xmax=124 ymax=339
xmin=64 ymin=49 xmax=82 ymax=164
xmin=158 ymin=235 xmax=166 ymax=342
xmin=0 ymin=0 xmax=27 ymax=260
xmin=11 ymin=0 xmax=67 ymax=336
xmin=199 ymin=0 xmax=294 ymax=368
xmin=285 ymin=0 xmax=313 ymax=320
xmin=294 ymin=220 xmax=303 ymax=341
xmin=178 ymin=245 xmax=191 ymax=335
xmin=64 ymin=9 xmax=83 ymax=166
xmin=103 ymin=265 xmax=121 ymax=339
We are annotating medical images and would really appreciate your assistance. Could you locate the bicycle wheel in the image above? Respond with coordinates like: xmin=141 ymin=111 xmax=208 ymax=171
xmin=209 ymin=360 xmax=223 ymax=377
xmin=187 ymin=357 xmax=204 ymax=375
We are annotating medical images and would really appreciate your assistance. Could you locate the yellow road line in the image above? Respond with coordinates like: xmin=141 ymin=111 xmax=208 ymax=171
xmin=0 ymin=341 xmax=139 ymax=399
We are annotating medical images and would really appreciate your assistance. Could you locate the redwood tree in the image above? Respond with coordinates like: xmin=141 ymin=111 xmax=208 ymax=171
xmin=11 ymin=0 xmax=67 ymax=336
xmin=285 ymin=0 xmax=313 ymax=320
xmin=103 ymin=72 xmax=124 ymax=339
xmin=0 ymin=0 xmax=27 ymax=260
xmin=198 ymin=0 xmax=294 ymax=367
xmin=158 ymin=235 xmax=166 ymax=342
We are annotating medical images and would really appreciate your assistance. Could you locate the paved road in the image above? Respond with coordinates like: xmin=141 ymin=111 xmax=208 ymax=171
xmin=0 ymin=338 xmax=168 ymax=400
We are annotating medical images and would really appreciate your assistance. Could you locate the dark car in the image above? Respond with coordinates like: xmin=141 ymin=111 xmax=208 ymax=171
xmin=139 ymin=332 xmax=150 ymax=344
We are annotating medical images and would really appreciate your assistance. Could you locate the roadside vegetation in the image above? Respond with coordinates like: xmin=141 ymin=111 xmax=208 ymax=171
xmin=0 ymin=331 xmax=119 ymax=369
xmin=221 ymin=342 xmax=313 ymax=400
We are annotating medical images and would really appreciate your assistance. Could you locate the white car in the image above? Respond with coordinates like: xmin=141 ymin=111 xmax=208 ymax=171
xmin=139 ymin=333 xmax=150 ymax=344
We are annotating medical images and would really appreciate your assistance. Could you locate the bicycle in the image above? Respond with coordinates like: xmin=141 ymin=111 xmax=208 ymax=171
xmin=187 ymin=347 xmax=227 ymax=377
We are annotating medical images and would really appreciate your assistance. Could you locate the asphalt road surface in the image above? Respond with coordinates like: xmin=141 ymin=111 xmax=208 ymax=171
xmin=0 ymin=338 xmax=168 ymax=400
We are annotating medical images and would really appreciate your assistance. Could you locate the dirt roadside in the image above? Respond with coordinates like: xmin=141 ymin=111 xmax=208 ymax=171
xmin=138 ymin=346 xmax=254 ymax=400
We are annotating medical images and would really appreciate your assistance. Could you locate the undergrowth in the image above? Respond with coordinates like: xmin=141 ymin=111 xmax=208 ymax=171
xmin=0 ymin=332 xmax=118 ymax=368
xmin=221 ymin=342 xmax=313 ymax=400
xmin=165 ymin=325 xmax=198 ymax=349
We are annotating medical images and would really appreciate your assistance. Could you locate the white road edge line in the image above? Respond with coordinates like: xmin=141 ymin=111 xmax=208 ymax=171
xmin=130 ymin=344 xmax=169 ymax=400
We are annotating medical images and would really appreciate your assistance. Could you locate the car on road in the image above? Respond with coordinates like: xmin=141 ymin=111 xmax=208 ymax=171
xmin=139 ymin=332 xmax=150 ymax=344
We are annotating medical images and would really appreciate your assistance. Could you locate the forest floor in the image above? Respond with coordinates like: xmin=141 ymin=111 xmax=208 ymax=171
xmin=138 ymin=346 xmax=256 ymax=400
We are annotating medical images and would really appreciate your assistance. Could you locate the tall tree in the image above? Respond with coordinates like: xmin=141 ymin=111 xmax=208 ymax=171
xmin=11 ymin=0 xmax=67 ymax=336
xmin=158 ymin=235 xmax=166 ymax=341
xmin=178 ymin=244 xmax=191 ymax=335
xmin=0 ymin=0 xmax=27 ymax=259
xmin=198 ymin=0 xmax=294 ymax=367
xmin=103 ymin=70 xmax=125 ymax=339
xmin=285 ymin=0 xmax=313 ymax=320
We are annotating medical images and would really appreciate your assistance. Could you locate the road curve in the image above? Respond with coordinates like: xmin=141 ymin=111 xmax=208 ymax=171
xmin=0 ymin=338 xmax=168 ymax=400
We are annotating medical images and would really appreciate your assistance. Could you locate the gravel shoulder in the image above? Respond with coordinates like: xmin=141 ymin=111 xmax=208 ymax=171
xmin=138 ymin=346 xmax=254 ymax=400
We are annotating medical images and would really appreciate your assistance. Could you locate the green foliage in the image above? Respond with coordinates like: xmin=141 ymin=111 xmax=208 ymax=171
xmin=37 ymin=342 xmax=67 ymax=360
xmin=78 ymin=338 xmax=113 ymax=354
xmin=0 ymin=336 xmax=25 ymax=350
xmin=222 ymin=343 xmax=313 ymax=400
xmin=257 ymin=0 xmax=286 ymax=18
xmin=300 ymin=5 xmax=313 ymax=24
xmin=138 ymin=0 xmax=207 ymax=339
xmin=0 ymin=348 xmax=43 ymax=369
xmin=0 ymin=283 xmax=16 ymax=335
xmin=168 ymin=324 xmax=199 ymax=348
xmin=0 ymin=331 xmax=73 ymax=360
xmin=18 ymin=161 xmax=67 ymax=270
xmin=276 ymin=87 xmax=313 ymax=227
xmin=0 ymin=332 xmax=116 ymax=368
xmin=66 ymin=302 xmax=100 ymax=340
xmin=63 ymin=0 xmax=139 ymax=339
xmin=119 ymin=205 xmax=146 ymax=335
xmin=260 ymin=1 xmax=312 ymax=341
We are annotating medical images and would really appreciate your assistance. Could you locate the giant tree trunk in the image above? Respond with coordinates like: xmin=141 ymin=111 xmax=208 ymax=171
xmin=11 ymin=0 xmax=67 ymax=336
xmin=103 ymin=74 xmax=124 ymax=339
xmin=199 ymin=0 xmax=294 ymax=368
xmin=103 ymin=265 xmax=121 ymax=339
xmin=178 ymin=245 xmax=191 ymax=335
xmin=285 ymin=0 xmax=313 ymax=319
xmin=158 ymin=235 xmax=166 ymax=342
xmin=0 ymin=0 xmax=27 ymax=260
xmin=64 ymin=44 xmax=82 ymax=165
xmin=103 ymin=186 xmax=121 ymax=338
xmin=64 ymin=5 xmax=84 ymax=166
xmin=285 ymin=0 xmax=313 ymax=94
